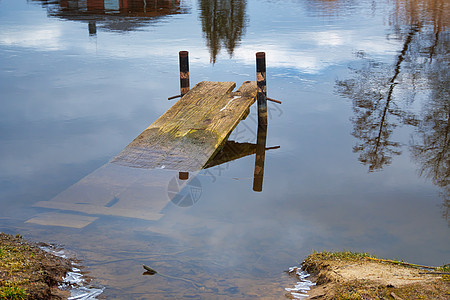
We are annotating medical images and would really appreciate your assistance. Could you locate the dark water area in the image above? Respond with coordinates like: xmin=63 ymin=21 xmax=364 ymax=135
xmin=0 ymin=0 xmax=448 ymax=298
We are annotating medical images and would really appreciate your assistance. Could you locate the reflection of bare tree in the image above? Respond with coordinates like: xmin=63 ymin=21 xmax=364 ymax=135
xmin=409 ymin=29 xmax=449 ymax=215
xmin=199 ymin=0 xmax=247 ymax=63
xmin=336 ymin=26 xmax=419 ymax=171
xmin=337 ymin=66 xmax=400 ymax=171
xmin=388 ymin=0 xmax=449 ymax=32
xmin=411 ymin=93 xmax=449 ymax=207
xmin=336 ymin=0 xmax=449 ymax=217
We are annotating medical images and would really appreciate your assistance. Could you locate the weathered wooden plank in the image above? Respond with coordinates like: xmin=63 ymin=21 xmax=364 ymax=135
xmin=33 ymin=201 xmax=164 ymax=221
xmin=26 ymin=212 xmax=98 ymax=229
xmin=151 ymin=81 xmax=236 ymax=130
xmin=31 ymin=164 xmax=181 ymax=223
xmin=112 ymin=81 xmax=257 ymax=171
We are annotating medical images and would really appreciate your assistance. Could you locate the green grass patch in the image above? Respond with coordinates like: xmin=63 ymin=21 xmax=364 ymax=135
xmin=309 ymin=250 xmax=377 ymax=261
xmin=0 ymin=282 xmax=28 ymax=300
xmin=438 ymin=264 xmax=450 ymax=281
xmin=0 ymin=244 xmax=33 ymax=273
xmin=438 ymin=264 xmax=450 ymax=272
xmin=308 ymin=250 xmax=449 ymax=271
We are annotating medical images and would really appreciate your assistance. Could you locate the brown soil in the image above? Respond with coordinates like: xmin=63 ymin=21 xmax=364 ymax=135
xmin=289 ymin=252 xmax=450 ymax=299
xmin=0 ymin=233 xmax=73 ymax=299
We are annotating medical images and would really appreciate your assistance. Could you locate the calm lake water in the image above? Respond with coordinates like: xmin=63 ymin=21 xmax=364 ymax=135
xmin=0 ymin=0 xmax=448 ymax=298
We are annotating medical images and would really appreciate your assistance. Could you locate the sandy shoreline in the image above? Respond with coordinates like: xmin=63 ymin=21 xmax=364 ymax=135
xmin=286 ymin=251 xmax=449 ymax=299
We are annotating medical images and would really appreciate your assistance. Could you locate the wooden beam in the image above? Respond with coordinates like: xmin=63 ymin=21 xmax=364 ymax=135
xmin=112 ymin=81 xmax=257 ymax=171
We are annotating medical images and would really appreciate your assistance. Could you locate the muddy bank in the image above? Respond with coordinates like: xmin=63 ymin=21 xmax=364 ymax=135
xmin=0 ymin=233 xmax=73 ymax=299
xmin=287 ymin=251 xmax=449 ymax=299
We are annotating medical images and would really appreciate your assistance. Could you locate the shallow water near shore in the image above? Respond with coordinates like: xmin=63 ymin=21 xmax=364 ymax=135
xmin=0 ymin=0 xmax=448 ymax=298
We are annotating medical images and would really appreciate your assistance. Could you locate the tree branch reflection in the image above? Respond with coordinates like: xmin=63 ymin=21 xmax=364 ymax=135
xmin=337 ymin=26 xmax=420 ymax=171
xmin=335 ymin=0 xmax=449 ymax=215
xmin=199 ymin=0 xmax=248 ymax=63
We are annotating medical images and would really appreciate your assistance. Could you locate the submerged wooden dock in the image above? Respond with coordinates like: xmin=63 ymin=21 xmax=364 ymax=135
xmin=27 ymin=52 xmax=279 ymax=228
xmin=112 ymin=80 xmax=257 ymax=171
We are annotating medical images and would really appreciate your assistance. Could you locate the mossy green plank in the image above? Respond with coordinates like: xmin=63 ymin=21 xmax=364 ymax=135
xmin=112 ymin=81 xmax=257 ymax=171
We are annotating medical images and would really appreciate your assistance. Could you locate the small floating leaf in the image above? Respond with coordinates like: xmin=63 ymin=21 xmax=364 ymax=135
xmin=143 ymin=264 xmax=157 ymax=275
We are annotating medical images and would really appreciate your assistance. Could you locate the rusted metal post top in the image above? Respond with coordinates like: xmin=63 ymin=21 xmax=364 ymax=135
xmin=256 ymin=52 xmax=267 ymax=126
xmin=179 ymin=171 xmax=189 ymax=180
xmin=179 ymin=51 xmax=190 ymax=97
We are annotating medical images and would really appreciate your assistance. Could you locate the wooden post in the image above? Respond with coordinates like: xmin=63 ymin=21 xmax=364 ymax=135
xmin=256 ymin=52 xmax=267 ymax=126
xmin=253 ymin=123 xmax=267 ymax=192
xmin=254 ymin=52 xmax=268 ymax=191
xmin=179 ymin=51 xmax=190 ymax=97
